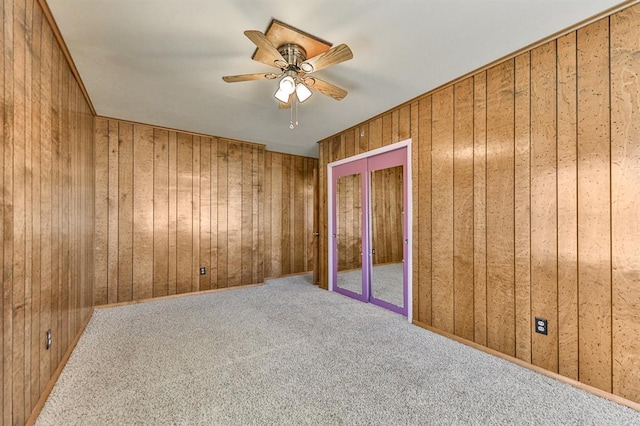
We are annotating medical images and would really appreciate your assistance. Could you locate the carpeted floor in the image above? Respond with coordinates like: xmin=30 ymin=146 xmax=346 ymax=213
xmin=37 ymin=275 xmax=640 ymax=425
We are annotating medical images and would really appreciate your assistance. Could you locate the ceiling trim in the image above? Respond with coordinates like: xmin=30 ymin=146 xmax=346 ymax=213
xmin=317 ymin=0 xmax=640 ymax=145
xmin=40 ymin=0 xmax=96 ymax=115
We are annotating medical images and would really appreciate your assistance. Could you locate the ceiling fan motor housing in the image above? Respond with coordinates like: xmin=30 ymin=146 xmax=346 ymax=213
xmin=276 ymin=44 xmax=307 ymax=70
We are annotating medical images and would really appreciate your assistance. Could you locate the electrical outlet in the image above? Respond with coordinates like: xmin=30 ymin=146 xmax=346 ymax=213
xmin=535 ymin=317 xmax=548 ymax=335
xmin=200 ymin=267 xmax=206 ymax=275
xmin=45 ymin=329 xmax=52 ymax=350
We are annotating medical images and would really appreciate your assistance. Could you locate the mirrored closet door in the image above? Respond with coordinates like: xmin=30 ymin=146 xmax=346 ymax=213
xmin=331 ymin=147 xmax=408 ymax=316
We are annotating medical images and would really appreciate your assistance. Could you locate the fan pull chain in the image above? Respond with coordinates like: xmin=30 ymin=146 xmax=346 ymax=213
xmin=289 ymin=97 xmax=294 ymax=129
xmin=295 ymin=97 xmax=299 ymax=127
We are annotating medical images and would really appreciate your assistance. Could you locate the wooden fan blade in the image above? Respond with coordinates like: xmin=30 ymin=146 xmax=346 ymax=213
xmin=300 ymin=44 xmax=353 ymax=73
xmin=304 ymin=77 xmax=347 ymax=101
xmin=222 ymin=72 xmax=277 ymax=83
xmin=244 ymin=30 xmax=287 ymax=68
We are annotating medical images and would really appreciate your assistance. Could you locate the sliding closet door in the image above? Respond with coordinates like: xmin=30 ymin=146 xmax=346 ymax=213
xmin=368 ymin=148 xmax=407 ymax=315
xmin=330 ymin=146 xmax=408 ymax=316
xmin=332 ymin=159 xmax=368 ymax=302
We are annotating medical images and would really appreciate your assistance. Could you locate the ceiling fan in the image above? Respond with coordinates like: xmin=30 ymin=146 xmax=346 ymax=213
xmin=222 ymin=23 xmax=353 ymax=110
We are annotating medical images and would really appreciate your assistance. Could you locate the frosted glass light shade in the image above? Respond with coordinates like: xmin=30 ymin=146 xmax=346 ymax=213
xmin=295 ymin=83 xmax=312 ymax=103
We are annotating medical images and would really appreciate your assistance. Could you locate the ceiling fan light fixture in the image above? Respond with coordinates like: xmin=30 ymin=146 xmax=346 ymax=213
xmin=296 ymin=83 xmax=312 ymax=103
xmin=300 ymin=62 xmax=314 ymax=73
xmin=279 ymin=75 xmax=296 ymax=95
xmin=274 ymin=87 xmax=290 ymax=103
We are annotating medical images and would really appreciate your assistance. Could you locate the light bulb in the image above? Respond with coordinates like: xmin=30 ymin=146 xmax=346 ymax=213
xmin=279 ymin=76 xmax=296 ymax=95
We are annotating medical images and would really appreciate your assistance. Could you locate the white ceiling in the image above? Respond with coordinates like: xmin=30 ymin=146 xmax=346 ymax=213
xmin=48 ymin=0 xmax=626 ymax=158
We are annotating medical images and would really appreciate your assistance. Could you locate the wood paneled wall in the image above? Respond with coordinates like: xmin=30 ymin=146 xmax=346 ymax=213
xmin=317 ymin=4 xmax=640 ymax=404
xmin=1 ymin=0 xmax=95 ymax=423
xmin=263 ymin=152 xmax=317 ymax=278
xmin=94 ymin=118 xmax=266 ymax=304
xmin=370 ymin=166 xmax=403 ymax=266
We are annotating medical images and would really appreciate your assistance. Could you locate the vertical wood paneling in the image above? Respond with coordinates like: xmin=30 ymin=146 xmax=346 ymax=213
xmin=514 ymin=52 xmax=532 ymax=364
xmin=93 ymin=119 xmax=108 ymax=305
xmin=417 ymin=96 xmax=432 ymax=325
xmin=557 ymin=32 xmax=579 ymax=380
xmin=611 ymin=4 xmax=640 ymax=402
xmin=167 ymin=132 xmax=178 ymax=294
xmin=530 ymin=42 xmax=557 ymax=371
xmin=410 ymin=101 xmax=420 ymax=319
xmin=2 ymin=0 xmax=95 ymax=421
xmin=577 ymin=18 xmax=612 ymax=393
xmin=176 ymin=133 xmax=193 ymax=294
xmin=132 ymin=125 xmax=154 ymax=300
xmin=453 ymin=79 xmax=474 ymax=341
xmin=107 ymin=120 xmax=119 ymax=303
xmin=431 ymin=87 xmax=454 ymax=333
xmin=153 ymin=129 xmax=169 ymax=297
xmin=473 ymin=72 xmax=487 ymax=346
xmin=199 ymin=138 xmax=211 ymax=291
xmin=94 ymin=126 xmax=268 ymax=302
xmin=486 ymin=60 xmax=515 ymax=356
xmin=191 ymin=137 xmax=200 ymax=292
xmin=117 ymin=122 xmax=133 ymax=301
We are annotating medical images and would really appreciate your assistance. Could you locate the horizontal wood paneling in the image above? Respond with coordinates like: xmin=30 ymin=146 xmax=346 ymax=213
xmin=316 ymin=2 xmax=640 ymax=405
xmin=263 ymin=152 xmax=318 ymax=278
xmin=2 ymin=0 xmax=95 ymax=423
xmin=94 ymin=119 xmax=265 ymax=303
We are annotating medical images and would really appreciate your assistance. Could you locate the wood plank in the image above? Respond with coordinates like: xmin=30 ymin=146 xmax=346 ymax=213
xmin=117 ymin=122 xmax=134 ymax=302
xmin=153 ymin=129 xmax=169 ymax=297
xmin=38 ymin=12 xmax=53 ymax=396
xmin=611 ymin=5 xmax=640 ymax=402
xmin=191 ymin=137 xmax=200 ymax=292
xmin=369 ymin=117 xmax=382 ymax=150
xmin=473 ymin=72 xmax=488 ymax=345
xmin=431 ymin=86 xmax=455 ymax=334
xmin=399 ymin=104 xmax=411 ymax=141
xmin=417 ymin=96 xmax=432 ymax=325
xmin=486 ymin=60 xmax=516 ymax=356
xmin=107 ymin=120 xmax=119 ymax=303
xmin=216 ymin=139 xmax=228 ymax=288
xmin=514 ymin=51 xmax=532 ymax=364
xmin=210 ymin=138 xmax=219 ymax=288
xmin=59 ymin=48 xmax=70 ymax=357
xmin=253 ymin=147 xmax=262 ymax=282
xmin=358 ymin=124 xmax=369 ymax=153
xmin=241 ymin=144 xmax=252 ymax=284
xmin=227 ymin=142 xmax=242 ymax=287
xmin=167 ymin=132 xmax=178 ymax=294
xmin=577 ymin=17 xmax=612 ymax=392
xmin=530 ymin=42 xmax=558 ymax=371
xmin=271 ymin=153 xmax=283 ymax=277
xmin=93 ymin=118 xmax=109 ymax=305
xmin=282 ymin=155 xmax=292 ymax=273
xmin=0 ymin=0 xmax=6 ymax=414
xmin=132 ymin=125 xmax=154 ymax=300
xmin=176 ymin=133 xmax=193 ymax=294
xmin=50 ymin=43 xmax=61 ymax=370
xmin=263 ymin=152 xmax=273 ymax=278
xmin=382 ymin=113 xmax=393 ymax=146
xmin=344 ymin=129 xmax=355 ymax=158
xmin=557 ymin=31 xmax=579 ymax=381
xmin=294 ymin=156 xmax=305 ymax=273
xmin=29 ymin=1 xmax=44 ymax=406
xmin=410 ymin=101 xmax=419 ymax=319
xmin=199 ymin=138 xmax=211 ymax=291
xmin=453 ymin=78 xmax=474 ymax=341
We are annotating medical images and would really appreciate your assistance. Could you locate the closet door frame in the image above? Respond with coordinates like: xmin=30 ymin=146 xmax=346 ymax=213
xmin=327 ymin=139 xmax=413 ymax=322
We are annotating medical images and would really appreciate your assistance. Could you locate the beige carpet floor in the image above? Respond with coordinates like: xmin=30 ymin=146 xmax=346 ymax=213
xmin=37 ymin=274 xmax=640 ymax=425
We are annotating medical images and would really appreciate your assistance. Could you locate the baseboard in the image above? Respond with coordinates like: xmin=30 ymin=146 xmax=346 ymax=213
xmin=26 ymin=309 xmax=95 ymax=425
xmin=265 ymin=271 xmax=314 ymax=280
xmin=412 ymin=320 xmax=640 ymax=413
xmin=95 ymin=282 xmax=264 ymax=309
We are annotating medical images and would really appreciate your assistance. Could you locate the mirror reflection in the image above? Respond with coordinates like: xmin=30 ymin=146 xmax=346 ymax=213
xmin=336 ymin=173 xmax=363 ymax=295
xmin=370 ymin=165 xmax=404 ymax=307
